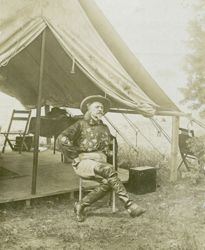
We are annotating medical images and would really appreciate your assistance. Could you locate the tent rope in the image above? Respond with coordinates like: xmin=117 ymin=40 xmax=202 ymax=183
xmin=149 ymin=117 xmax=171 ymax=143
xmin=149 ymin=118 xmax=162 ymax=136
xmin=190 ymin=118 xmax=205 ymax=130
xmin=122 ymin=114 xmax=164 ymax=156
xmin=104 ymin=115 xmax=139 ymax=154
xmin=70 ymin=56 xmax=76 ymax=74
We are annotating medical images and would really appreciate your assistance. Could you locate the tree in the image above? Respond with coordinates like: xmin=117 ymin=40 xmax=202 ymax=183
xmin=181 ymin=0 xmax=205 ymax=117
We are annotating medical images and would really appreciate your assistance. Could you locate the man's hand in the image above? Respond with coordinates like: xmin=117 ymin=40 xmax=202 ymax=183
xmin=60 ymin=136 xmax=72 ymax=146
xmin=72 ymin=157 xmax=81 ymax=167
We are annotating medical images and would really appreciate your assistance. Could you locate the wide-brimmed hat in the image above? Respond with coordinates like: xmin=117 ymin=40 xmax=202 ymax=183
xmin=80 ymin=95 xmax=111 ymax=114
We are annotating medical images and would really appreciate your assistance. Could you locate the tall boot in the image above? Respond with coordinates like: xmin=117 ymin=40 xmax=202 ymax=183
xmin=94 ymin=164 xmax=132 ymax=207
xmin=80 ymin=181 xmax=111 ymax=207
xmin=74 ymin=181 xmax=111 ymax=222
xmin=94 ymin=164 xmax=146 ymax=217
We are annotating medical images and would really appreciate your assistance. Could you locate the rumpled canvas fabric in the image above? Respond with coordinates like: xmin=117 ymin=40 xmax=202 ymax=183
xmin=0 ymin=0 xmax=160 ymax=116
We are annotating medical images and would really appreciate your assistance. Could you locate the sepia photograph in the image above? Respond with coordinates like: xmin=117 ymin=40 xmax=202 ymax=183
xmin=0 ymin=0 xmax=205 ymax=249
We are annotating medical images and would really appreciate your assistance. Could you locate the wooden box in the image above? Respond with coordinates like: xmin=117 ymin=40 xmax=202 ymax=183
xmin=14 ymin=136 xmax=33 ymax=152
xmin=127 ymin=166 xmax=156 ymax=195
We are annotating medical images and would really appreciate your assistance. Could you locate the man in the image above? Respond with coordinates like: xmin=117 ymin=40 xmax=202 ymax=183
xmin=58 ymin=95 xmax=145 ymax=222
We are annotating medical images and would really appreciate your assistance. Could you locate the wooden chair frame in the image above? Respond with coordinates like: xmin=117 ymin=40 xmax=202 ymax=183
xmin=1 ymin=110 xmax=31 ymax=153
xmin=178 ymin=128 xmax=198 ymax=171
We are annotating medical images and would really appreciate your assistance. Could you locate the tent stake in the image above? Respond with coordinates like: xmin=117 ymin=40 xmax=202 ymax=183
xmin=31 ymin=29 xmax=46 ymax=195
xmin=170 ymin=116 xmax=179 ymax=182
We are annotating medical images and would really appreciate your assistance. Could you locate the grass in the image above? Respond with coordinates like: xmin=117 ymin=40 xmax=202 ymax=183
xmin=118 ymin=143 xmax=168 ymax=170
xmin=0 ymin=146 xmax=205 ymax=249
xmin=0 ymin=183 xmax=205 ymax=250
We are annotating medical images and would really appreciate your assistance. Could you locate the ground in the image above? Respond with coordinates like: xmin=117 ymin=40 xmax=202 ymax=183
xmin=0 ymin=170 xmax=205 ymax=250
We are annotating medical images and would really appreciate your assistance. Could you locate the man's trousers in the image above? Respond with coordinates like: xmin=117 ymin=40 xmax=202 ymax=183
xmin=73 ymin=152 xmax=132 ymax=208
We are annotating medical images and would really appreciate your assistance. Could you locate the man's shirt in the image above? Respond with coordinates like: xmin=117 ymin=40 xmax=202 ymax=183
xmin=59 ymin=113 xmax=111 ymax=157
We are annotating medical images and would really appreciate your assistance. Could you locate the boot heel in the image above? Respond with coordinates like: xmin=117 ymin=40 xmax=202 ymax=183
xmin=127 ymin=203 xmax=146 ymax=218
xmin=74 ymin=202 xmax=86 ymax=222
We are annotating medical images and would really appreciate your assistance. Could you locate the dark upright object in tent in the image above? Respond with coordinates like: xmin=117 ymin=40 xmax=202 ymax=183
xmin=28 ymin=109 xmax=82 ymax=139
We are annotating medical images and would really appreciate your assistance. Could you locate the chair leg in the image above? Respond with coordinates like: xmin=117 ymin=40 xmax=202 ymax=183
xmin=79 ymin=178 xmax=82 ymax=201
xmin=178 ymin=159 xmax=184 ymax=169
xmin=112 ymin=191 xmax=116 ymax=213
xmin=61 ymin=153 xmax=64 ymax=163
xmin=53 ymin=137 xmax=56 ymax=154
xmin=181 ymin=153 xmax=190 ymax=171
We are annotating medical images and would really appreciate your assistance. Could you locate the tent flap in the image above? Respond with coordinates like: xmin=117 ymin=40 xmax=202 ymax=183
xmin=0 ymin=0 xmax=179 ymax=116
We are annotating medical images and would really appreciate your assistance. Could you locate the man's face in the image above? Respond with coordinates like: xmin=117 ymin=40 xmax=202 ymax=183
xmin=87 ymin=101 xmax=104 ymax=120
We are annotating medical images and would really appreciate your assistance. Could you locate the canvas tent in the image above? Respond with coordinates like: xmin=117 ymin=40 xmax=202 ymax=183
xmin=0 ymin=0 xmax=182 ymax=193
xmin=0 ymin=0 xmax=180 ymax=116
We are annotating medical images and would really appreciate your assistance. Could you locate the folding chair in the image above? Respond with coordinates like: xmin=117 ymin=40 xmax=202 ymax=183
xmin=1 ymin=110 xmax=31 ymax=153
xmin=178 ymin=128 xmax=198 ymax=171
xmin=79 ymin=137 xmax=117 ymax=213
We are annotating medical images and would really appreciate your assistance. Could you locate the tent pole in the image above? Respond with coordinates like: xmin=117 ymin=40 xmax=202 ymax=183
xmin=170 ymin=116 xmax=179 ymax=182
xmin=109 ymin=109 xmax=190 ymax=117
xmin=31 ymin=29 xmax=46 ymax=195
xmin=156 ymin=111 xmax=191 ymax=117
